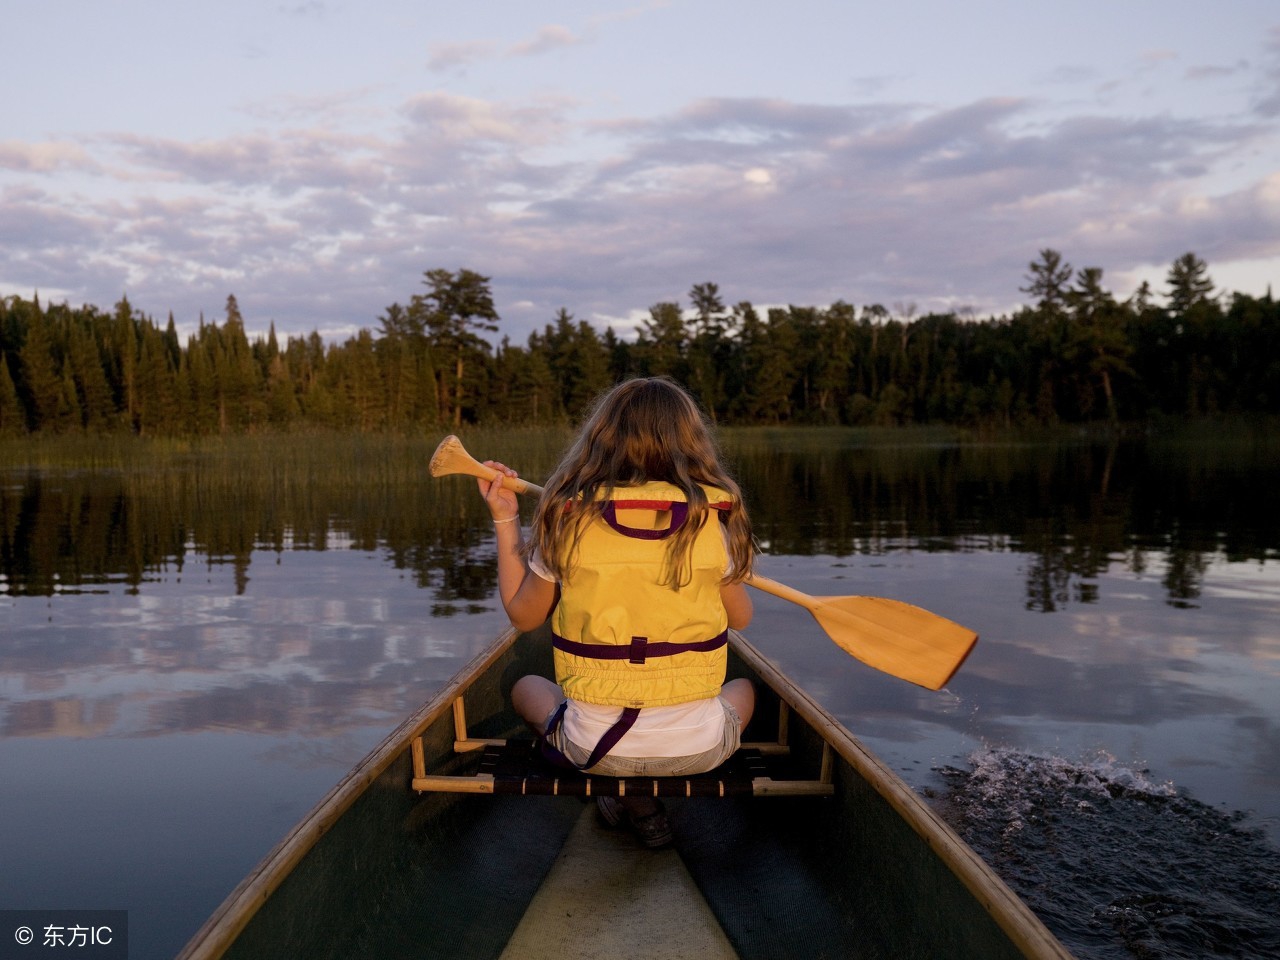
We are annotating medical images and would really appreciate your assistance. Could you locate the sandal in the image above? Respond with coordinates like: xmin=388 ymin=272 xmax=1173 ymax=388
xmin=596 ymin=794 xmax=625 ymax=828
xmin=596 ymin=796 xmax=673 ymax=848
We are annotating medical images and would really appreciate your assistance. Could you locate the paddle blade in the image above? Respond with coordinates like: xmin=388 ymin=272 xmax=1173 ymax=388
xmin=805 ymin=595 xmax=978 ymax=690
xmin=429 ymin=435 xmax=544 ymax=496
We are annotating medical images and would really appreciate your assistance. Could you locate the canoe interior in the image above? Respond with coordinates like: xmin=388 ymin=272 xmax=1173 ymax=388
xmin=194 ymin=627 xmax=1066 ymax=960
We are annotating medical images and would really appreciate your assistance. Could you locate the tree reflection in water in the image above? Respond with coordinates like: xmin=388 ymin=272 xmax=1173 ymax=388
xmin=2 ymin=430 xmax=1276 ymax=607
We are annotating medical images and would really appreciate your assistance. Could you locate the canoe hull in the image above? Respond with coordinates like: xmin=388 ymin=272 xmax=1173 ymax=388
xmin=178 ymin=626 xmax=1072 ymax=960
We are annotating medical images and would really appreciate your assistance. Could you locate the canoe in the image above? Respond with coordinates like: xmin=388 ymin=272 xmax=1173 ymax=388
xmin=176 ymin=626 xmax=1075 ymax=960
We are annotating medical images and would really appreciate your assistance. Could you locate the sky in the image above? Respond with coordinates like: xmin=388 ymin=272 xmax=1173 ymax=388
xmin=3 ymin=0 xmax=1279 ymax=344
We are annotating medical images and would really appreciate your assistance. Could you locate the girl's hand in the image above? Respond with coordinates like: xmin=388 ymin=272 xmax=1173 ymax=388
xmin=478 ymin=460 xmax=521 ymax=523
xmin=478 ymin=460 xmax=553 ymax=629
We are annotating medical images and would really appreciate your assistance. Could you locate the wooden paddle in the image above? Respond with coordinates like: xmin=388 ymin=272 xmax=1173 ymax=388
xmin=429 ymin=434 xmax=978 ymax=690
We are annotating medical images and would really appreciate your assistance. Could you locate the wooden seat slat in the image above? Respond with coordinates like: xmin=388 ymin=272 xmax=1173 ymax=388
xmin=411 ymin=738 xmax=833 ymax=798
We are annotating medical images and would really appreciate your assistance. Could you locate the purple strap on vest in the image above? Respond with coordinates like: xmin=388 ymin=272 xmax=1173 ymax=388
xmin=540 ymin=701 xmax=641 ymax=771
xmin=552 ymin=629 xmax=728 ymax=663
xmin=541 ymin=495 xmax=717 ymax=769
xmin=600 ymin=501 xmax=688 ymax=540
xmin=545 ymin=628 xmax=727 ymax=768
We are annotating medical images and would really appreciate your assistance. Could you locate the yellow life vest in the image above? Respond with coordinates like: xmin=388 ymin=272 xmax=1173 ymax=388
xmin=551 ymin=481 xmax=733 ymax=709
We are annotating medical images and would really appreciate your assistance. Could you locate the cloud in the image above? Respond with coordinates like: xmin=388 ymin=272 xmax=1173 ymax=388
xmin=1185 ymin=60 xmax=1250 ymax=81
xmin=0 ymin=188 xmax=127 ymax=306
xmin=278 ymin=1 xmax=327 ymax=18
xmin=427 ymin=22 xmax=586 ymax=74
xmin=1 ymin=74 xmax=1277 ymax=343
xmin=587 ymin=0 xmax=670 ymax=29
xmin=514 ymin=94 xmax=1277 ymax=319
xmin=507 ymin=24 xmax=583 ymax=58
xmin=1039 ymin=65 xmax=1099 ymax=87
xmin=108 ymin=129 xmax=388 ymax=195
xmin=1253 ymin=26 xmax=1280 ymax=117
xmin=1140 ymin=49 xmax=1179 ymax=67
xmin=238 ymin=87 xmax=386 ymax=127
xmin=0 ymin=141 xmax=97 ymax=174
xmin=0 ymin=186 xmax=107 ymax=250
xmin=400 ymin=91 xmax=566 ymax=147
xmin=426 ymin=39 xmax=498 ymax=73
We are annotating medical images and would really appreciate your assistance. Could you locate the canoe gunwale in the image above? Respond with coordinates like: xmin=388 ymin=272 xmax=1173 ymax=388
xmin=730 ymin=634 xmax=1075 ymax=960
xmin=173 ymin=626 xmax=524 ymax=960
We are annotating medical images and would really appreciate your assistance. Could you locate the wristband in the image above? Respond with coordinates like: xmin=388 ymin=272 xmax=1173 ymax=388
xmin=493 ymin=516 xmax=518 ymax=524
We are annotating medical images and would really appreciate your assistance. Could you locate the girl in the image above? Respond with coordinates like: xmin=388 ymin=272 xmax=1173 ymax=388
xmin=477 ymin=377 xmax=756 ymax=847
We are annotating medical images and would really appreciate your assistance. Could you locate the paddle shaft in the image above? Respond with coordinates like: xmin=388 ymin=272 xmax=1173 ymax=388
xmin=434 ymin=436 xmax=545 ymax=496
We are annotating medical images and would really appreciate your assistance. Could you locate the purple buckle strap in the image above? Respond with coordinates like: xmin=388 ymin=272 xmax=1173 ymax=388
xmin=629 ymin=636 xmax=648 ymax=664
xmin=600 ymin=501 xmax=689 ymax=540
xmin=540 ymin=701 xmax=641 ymax=772
xmin=552 ymin=630 xmax=728 ymax=664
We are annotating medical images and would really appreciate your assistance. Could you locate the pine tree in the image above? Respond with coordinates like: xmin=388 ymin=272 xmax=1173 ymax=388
xmin=266 ymin=352 xmax=300 ymax=426
xmin=113 ymin=297 xmax=139 ymax=428
xmin=1065 ymin=268 xmax=1132 ymax=422
xmin=752 ymin=308 xmax=799 ymax=422
xmin=637 ymin=302 xmax=686 ymax=381
xmin=216 ymin=295 xmax=265 ymax=431
xmin=1022 ymin=249 xmax=1074 ymax=315
xmin=1166 ymin=252 xmax=1215 ymax=315
xmin=339 ymin=329 xmax=384 ymax=430
xmin=66 ymin=322 xmax=116 ymax=430
xmin=495 ymin=337 xmax=555 ymax=423
xmin=19 ymin=312 xmax=63 ymax=430
xmin=0 ymin=352 xmax=24 ymax=435
xmin=417 ymin=268 xmax=499 ymax=427
xmin=185 ymin=330 xmax=219 ymax=434
xmin=686 ymin=282 xmax=728 ymax=419
xmin=58 ymin=367 xmax=82 ymax=430
xmin=135 ymin=331 xmax=178 ymax=435
xmin=814 ymin=302 xmax=855 ymax=422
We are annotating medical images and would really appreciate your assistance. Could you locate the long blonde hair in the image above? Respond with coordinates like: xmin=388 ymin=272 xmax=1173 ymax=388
xmin=527 ymin=377 xmax=755 ymax=587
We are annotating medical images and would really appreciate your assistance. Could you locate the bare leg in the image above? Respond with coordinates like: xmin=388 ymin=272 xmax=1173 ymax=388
xmin=721 ymin=678 xmax=755 ymax=730
xmin=511 ymin=675 xmax=562 ymax=735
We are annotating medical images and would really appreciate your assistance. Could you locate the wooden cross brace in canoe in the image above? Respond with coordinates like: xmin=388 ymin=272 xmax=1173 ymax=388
xmin=411 ymin=694 xmax=836 ymax=799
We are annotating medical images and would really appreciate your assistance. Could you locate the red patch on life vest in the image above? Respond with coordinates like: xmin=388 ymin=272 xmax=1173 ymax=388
xmin=611 ymin=499 xmax=732 ymax=511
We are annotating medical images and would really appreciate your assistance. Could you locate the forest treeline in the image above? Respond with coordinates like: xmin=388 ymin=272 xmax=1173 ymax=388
xmin=1 ymin=251 xmax=1276 ymax=436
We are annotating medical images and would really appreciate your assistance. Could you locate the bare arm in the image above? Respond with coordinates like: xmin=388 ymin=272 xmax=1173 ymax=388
xmin=721 ymin=580 xmax=753 ymax=630
xmin=479 ymin=462 xmax=557 ymax=632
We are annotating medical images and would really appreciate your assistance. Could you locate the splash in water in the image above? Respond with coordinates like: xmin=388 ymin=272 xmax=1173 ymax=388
xmin=931 ymin=749 xmax=1280 ymax=960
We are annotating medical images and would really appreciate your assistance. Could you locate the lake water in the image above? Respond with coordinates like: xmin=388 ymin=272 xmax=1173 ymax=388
xmin=2 ymin=429 xmax=1278 ymax=959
